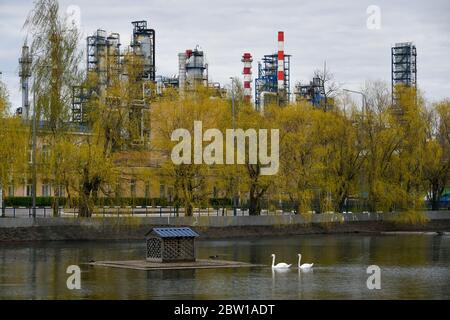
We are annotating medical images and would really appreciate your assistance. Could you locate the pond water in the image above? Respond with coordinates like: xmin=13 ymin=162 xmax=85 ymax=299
xmin=0 ymin=234 xmax=449 ymax=299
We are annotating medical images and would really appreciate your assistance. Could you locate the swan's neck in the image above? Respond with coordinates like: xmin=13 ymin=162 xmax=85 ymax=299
xmin=298 ymin=255 xmax=301 ymax=267
xmin=272 ymin=255 xmax=275 ymax=267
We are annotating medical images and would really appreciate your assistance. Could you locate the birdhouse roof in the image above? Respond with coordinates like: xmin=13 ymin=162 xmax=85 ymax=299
xmin=146 ymin=227 xmax=199 ymax=238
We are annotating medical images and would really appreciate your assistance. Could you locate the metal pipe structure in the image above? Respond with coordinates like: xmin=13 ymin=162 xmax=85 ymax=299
xmin=178 ymin=52 xmax=187 ymax=94
xmin=242 ymin=53 xmax=253 ymax=103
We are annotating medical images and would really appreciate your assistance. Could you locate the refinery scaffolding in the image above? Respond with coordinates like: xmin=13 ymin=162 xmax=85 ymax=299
xmin=87 ymin=29 xmax=123 ymax=90
xmin=294 ymin=77 xmax=325 ymax=107
xmin=254 ymin=53 xmax=291 ymax=110
xmin=106 ymin=33 xmax=122 ymax=85
xmin=87 ymin=29 xmax=108 ymax=90
xmin=71 ymin=86 xmax=89 ymax=123
xmin=131 ymin=20 xmax=156 ymax=81
xmin=254 ymin=32 xmax=290 ymax=111
xmin=391 ymin=42 xmax=417 ymax=104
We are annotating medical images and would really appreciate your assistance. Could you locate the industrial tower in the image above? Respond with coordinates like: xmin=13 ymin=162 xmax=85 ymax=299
xmin=131 ymin=20 xmax=156 ymax=81
xmin=18 ymin=44 xmax=32 ymax=121
xmin=178 ymin=46 xmax=208 ymax=93
xmin=391 ymin=42 xmax=417 ymax=104
xmin=242 ymin=52 xmax=253 ymax=103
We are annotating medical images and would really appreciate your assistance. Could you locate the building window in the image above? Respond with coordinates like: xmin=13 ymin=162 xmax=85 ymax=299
xmin=42 ymin=181 xmax=51 ymax=197
xmin=8 ymin=185 xmax=14 ymax=197
xmin=159 ymin=183 xmax=165 ymax=199
xmin=168 ymin=186 xmax=174 ymax=202
xmin=145 ymin=182 xmax=150 ymax=199
xmin=41 ymin=144 xmax=50 ymax=162
xmin=26 ymin=181 xmax=32 ymax=197
xmin=130 ymin=179 xmax=136 ymax=198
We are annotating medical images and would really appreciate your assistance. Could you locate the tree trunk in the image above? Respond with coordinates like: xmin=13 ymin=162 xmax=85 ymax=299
xmin=0 ymin=186 xmax=4 ymax=217
xmin=430 ymin=183 xmax=441 ymax=211
xmin=79 ymin=199 xmax=92 ymax=217
xmin=52 ymin=196 xmax=59 ymax=217
xmin=79 ymin=170 xmax=93 ymax=217
xmin=248 ymin=183 xmax=261 ymax=216
xmin=185 ymin=202 xmax=193 ymax=217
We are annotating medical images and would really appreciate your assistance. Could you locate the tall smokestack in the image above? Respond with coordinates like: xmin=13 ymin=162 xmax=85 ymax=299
xmin=277 ymin=31 xmax=284 ymax=92
xmin=242 ymin=52 xmax=253 ymax=103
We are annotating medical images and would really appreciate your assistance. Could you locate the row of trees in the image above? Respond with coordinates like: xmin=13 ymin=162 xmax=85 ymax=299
xmin=0 ymin=0 xmax=448 ymax=217
xmin=149 ymin=84 xmax=449 ymax=215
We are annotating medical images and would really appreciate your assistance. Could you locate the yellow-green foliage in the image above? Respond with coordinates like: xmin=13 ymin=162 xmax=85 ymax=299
xmin=391 ymin=210 xmax=429 ymax=225
xmin=0 ymin=83 xmax=29 ymax=190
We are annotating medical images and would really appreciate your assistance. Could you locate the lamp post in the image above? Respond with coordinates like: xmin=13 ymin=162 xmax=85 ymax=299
xmin=343 ymin=89 xmax=367 ymax=120
xmin=343 ymin=88 xmax=368 ymax=212
xmin=29 ymin=61 xmax=52 ymax=219
xmin=31 ymin=76 xmax=37 ymax=219
xmin=230 ymin=77 xmax=238 ymax=216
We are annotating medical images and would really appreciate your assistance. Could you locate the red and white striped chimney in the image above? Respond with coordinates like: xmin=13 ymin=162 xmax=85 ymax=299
xmin=277 ymin=31 xmax=285 ymax=92
xmin=242 ymin=52 xmax=253 ymax=103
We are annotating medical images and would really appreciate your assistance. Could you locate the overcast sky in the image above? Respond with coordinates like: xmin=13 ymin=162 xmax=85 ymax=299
xmin=1 ymin=0 xmax=449 ymax=109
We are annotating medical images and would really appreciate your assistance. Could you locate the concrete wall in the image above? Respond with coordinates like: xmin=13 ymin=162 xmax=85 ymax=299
xmin=0 ymin=211 xmax=448 ymax=241
xmin=0 ymin=211 xmax=449 ymax=229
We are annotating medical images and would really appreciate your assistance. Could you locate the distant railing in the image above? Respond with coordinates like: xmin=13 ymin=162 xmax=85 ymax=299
xmin=0 ymin=205 xmax=298 ymax=218
xmin=1 ymin=204 xmax=449 ymax=219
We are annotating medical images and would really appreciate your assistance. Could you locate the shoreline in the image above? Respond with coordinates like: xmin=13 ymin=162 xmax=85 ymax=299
xmin=0 ymin=213 xmax=449 ymax=242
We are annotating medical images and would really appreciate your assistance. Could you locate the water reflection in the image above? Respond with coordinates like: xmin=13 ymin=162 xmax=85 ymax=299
xmin=0 ymin=234 xmax=449 ymax=299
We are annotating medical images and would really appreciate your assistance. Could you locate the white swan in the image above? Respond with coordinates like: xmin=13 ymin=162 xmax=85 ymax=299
xmin=298 ymin=254 xmax=314 ymax=270
xmin=271 ymin=254 xmax=291 ymax=269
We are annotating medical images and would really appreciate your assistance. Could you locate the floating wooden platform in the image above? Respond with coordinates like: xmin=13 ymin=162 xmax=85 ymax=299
xmin=89 ymin=259 xmax=264 ymax=271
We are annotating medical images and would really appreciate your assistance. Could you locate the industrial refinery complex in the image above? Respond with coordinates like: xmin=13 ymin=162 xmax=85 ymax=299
xmin=16 ymin=18 xmax=419 ymax=124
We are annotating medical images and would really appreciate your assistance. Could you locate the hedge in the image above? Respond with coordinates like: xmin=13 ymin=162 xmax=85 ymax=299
xmin=3 ymin=197 xmax=66 ymax=207
xmin=3 ymin=197 xmax=235 ymax=208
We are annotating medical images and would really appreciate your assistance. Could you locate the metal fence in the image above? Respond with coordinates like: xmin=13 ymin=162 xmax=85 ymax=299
xmin=2 ymin=203 xmax=449 ymax=219
xmin=0 ymin=205 xmax=298 ymax=218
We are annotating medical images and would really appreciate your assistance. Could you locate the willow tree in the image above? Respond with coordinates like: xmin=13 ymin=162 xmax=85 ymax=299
xmin=363 ymin=85 xmax=402 ymax=212
xmin=70 ymin=48 xmax=152 ymax=217
xmin=324 ymin=108 xmax=365 ymax=212
xmin=236 ymin=105 xmax=275 ymax=215
xmin=0 ymin=82 xmax=29 ymax=214
xmin=390 ymin=87 xmax=428 ymax=210
xmin=423 ymin=100 xmax=450 ymax=210
xmin=24 ymin=0 xmax=83 ymax=215
xmin=274 ymin=102 xmax=320 ymax=214
xmin=151 ymin=87 xmax=228 ymax=216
